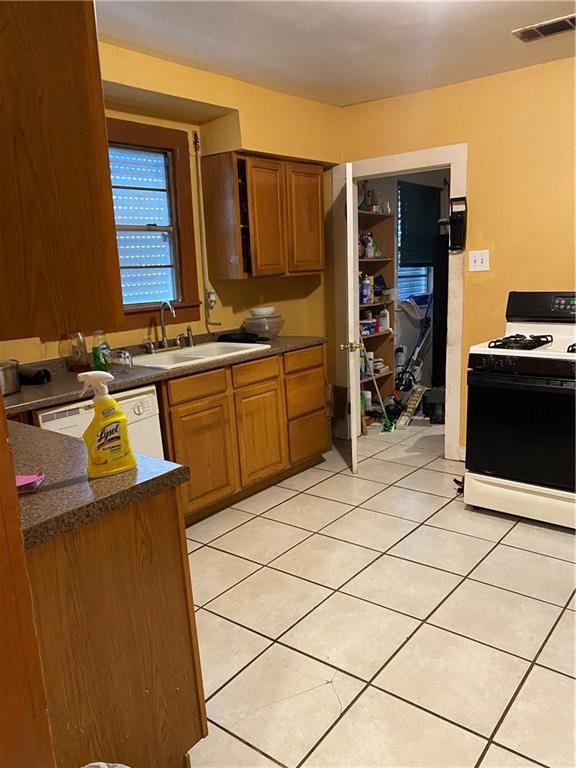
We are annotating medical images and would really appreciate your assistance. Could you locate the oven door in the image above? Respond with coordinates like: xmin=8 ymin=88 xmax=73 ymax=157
xmin=466 ymin=371 xmax=575 ymax=492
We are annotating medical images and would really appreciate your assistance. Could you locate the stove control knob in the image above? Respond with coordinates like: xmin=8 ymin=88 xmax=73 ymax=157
xmin=506 ymin=356 xmax=517 ymax=370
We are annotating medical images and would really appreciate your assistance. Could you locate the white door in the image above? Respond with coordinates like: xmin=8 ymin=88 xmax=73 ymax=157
xmin=331 ymin=163 xmax=361 ymax=474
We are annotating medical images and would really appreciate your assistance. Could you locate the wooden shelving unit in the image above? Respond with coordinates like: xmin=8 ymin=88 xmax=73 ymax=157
xmin=358 ymin=208 xmax=396 ymax=401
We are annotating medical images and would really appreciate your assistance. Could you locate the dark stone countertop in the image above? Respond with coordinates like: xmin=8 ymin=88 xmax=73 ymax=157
xmin=10 ymin=422 xmax=189 ymax=549
xmin=5 ymin=335 xmax=326 ymax=415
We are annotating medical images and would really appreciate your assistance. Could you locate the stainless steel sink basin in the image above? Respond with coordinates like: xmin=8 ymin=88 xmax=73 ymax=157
xmin=131 ymin=342 xmax=271 ymax=370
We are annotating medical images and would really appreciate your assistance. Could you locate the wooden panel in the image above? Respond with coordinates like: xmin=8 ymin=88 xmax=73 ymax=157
xmin=0 ymin=396 xmax=55 ymax=768
xmin=0 ymin=2 xmax=123 ymax=339
xmin=233 ymin=355 xmax=280 ymax=388
xmin=201 ymin=152 xmax=246 ymax=280
xmin=235 ymin=379 xmax=288 ymax=485
xmin=286 ymin=366 xmax=326 ymax=420
xmin=246 ymin=157 xmax=287 ymax=276
xmin=286 ymin=162 xmax=325 ymax=272
xmin=289 ymin=410 xmax=330 ymax=465
xmin=168 ymin=368 xmax=227 ymax=406
xmin=171 ymin=393 xmax=240 ymax=514
xmin=27 ymin=487 xmax=207 ymax=768
xmin=284 ymin=345 xmax=324 ymax=374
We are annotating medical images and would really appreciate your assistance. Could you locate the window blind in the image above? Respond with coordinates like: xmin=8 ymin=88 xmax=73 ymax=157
xmin=109 ymin=147 xmax=179 ymax=306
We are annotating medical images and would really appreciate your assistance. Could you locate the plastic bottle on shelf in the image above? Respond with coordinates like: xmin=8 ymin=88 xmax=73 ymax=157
xmin=361 ymin=276 xmax=371 ymax=305
xmin=380 ymin=308 xmax=390 ymax=331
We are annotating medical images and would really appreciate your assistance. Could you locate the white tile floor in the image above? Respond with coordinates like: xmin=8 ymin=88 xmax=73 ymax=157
xmin=186 ymin=421 xmax=576 ymax=768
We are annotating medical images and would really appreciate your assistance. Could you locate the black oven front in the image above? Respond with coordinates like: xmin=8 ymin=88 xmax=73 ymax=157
xmin=466 ymin=370 xmax=575 ymax=493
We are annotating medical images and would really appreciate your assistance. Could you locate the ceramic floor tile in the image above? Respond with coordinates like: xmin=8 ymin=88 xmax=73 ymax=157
xmin=502 ymin=521 xmax=576 ymax=563
xmin=496 ymin=666 xmax=576 ymax=767
xmin=389 ymin=525 xmax=494 ymax=575
xmin=187 ymin=723 xmax=278 ymax=767
xmin=207 ymin=644 xmax=363 ymax=768
xmin=361 ymin=485 xmax=448 ymax=523
xmin=342 ymin=458 xmax=414 ymax=484
xmin=186 ymin=508 xmax=254 ymax=544
xmin=395 ymin=468 xmax=459 ymax=498
xmin=211 ymin=516 xmax=310 ymax=564
xmin=365 ymin=425 xmax=412 ymax=443
xmin=262 ymin=493 xmax=352 ymax=532
xmin=356 ymin=437 xmax=394 ymax=457
xmin=308 ymin=474 xmax=385 ymax=506
xmin=374 ymin=624 xmax=529 ymax=736
xmin=304 ymin=686 xmax=486 ymax=768
xmin=195 ymin=610 xmax=271 ymax=697
xmin=272 ymin=534 xmax=379 ymax=589
xmin=374 ymin=444 xmax=442 ymax=468
xmin=278 ymin=466 xmax=335 ymax=491
xmin=322 ymin=507 xmax=417 ymax=552
xmin=342 ymin=555 xmax=461 ymax=619
xmin=480 ymin=745 xmax=540 ymax=767
xmin=232 ymin=486 xmax=298 ymax=515
xmin=282 ymin=592 xmax=419 ymax=680
xmin=188 ymin=547 xmax=260 ymax=606
xmin=187 ymin=539 xmax=203 ymax=554
xmin=207 ymin=567 xmax=330 ymax=638
xmin=320 ymin=447 xmax=352 ymax=472
xmin=426 ymin=499 xmax=517 ymax=542
xmin=471 ymin=545 xmax=576 ymax=606
xmin=425 ymin=457 xmax=466 ymax=475
xmin=400 ymin=432 xmax=445 ymax=454
xmin=429 ymin=580 xmax=561 ymax=659
xmin=537 ymin=610 xmax=576 ymax=676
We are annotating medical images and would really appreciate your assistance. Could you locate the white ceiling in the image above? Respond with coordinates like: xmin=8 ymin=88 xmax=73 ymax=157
xmin=95 ymin=1 xmax=576 ymax=106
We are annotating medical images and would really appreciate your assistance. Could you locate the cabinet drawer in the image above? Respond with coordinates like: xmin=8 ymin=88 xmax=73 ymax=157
xmin=168 ymin=368 xmax=227 ymax=406
xmin=286 ymin=366 xmax=326 ymax=420
xmin=284 ymin=345 xmax=324 ymax=374
xmin=233 ymin=355 xmax=279 ymax=388
xmin=288 ymin=410 xmax=330 ymax=465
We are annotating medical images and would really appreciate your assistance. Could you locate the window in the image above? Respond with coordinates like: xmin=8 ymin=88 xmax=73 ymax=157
xmin=396 ymin=182 xmax=438 ymax=301
xmin=106 ymin=118 xmax=199 ymax=325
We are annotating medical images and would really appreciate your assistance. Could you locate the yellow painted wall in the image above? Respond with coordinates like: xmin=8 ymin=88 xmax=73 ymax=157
xmin=342 ymin=58 xmax=575 ymax=442
xmin=98 ymin=42 xmax=342 ymax=163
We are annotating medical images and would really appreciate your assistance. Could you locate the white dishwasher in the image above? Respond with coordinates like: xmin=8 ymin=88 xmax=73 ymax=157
xmin=35 ymin=385 xmax=165 ymax=459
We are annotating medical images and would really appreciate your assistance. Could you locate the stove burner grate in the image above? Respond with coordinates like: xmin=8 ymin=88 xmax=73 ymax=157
xmin=488 ymin=334 xmax=553 ymax=351
xmin=568 ymin=343 xmax=576 ymax=354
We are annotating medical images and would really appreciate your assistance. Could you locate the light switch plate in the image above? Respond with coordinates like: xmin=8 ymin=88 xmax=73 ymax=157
xmin=469 ymin=249 xmax=490 ymax=272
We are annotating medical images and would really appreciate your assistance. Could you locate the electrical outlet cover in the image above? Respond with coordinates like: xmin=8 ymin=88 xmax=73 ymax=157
xmin=469 ymin=249 xmax=490 ymax=272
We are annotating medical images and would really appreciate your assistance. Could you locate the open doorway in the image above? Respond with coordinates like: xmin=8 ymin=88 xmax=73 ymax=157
xmin=360 ymin=169 xmax=451 ymax=424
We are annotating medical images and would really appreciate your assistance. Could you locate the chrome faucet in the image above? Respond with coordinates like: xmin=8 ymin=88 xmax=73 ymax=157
xmin=159 ymin=300 xmax=176 ymax=348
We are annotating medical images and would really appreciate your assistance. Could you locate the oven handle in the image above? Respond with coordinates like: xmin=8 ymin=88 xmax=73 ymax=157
xmin=468 ymin=371 xmax=575 ymax=393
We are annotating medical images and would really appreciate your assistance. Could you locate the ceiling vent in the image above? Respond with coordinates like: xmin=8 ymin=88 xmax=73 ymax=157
xmin=512 ymin=14 xmax=575 ymax=42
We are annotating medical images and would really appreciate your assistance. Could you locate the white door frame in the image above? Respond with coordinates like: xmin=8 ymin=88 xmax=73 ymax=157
xmin=333 ymin=143 xmax=468 ymax=461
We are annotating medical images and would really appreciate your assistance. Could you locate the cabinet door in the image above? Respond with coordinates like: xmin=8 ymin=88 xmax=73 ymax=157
xmin=235 ymin=379 xmax=288 ymax=485
xmin=286 ymin=162 xmax=325 ymax=272
xmin=246 ymin=157 xmax=287 ymax=276
xmin=170 ymin=393 xmax=239 ymax=516
xmin=0 ymin=2 xmax=123 ymax=339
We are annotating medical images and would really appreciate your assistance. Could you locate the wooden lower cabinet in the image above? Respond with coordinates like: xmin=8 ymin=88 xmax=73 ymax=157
xmin=170 ymin=392 xmax=239 ymax=515
xmin=164 ymin=345 xmax=329 ymax=521
xmin=235 ymin=378 xmax=288 ymax=486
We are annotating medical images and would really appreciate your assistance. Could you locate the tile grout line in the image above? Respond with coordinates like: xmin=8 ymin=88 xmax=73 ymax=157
xmin=205 ymin=718 xmax=289 ymax=768
xmin=293 ymin=516 xmax=523 ymax=768
xmin=472 ymin=586 xmax=576 ymax=768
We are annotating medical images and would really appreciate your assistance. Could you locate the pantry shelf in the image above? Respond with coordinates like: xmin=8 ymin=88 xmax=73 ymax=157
xmin=361 ymin=370 xmax=393 ymax=385
xmin=362 ymin=330 xmax=392 ymax=340
xmin=360 ymin=301 xmax=394 ymax=309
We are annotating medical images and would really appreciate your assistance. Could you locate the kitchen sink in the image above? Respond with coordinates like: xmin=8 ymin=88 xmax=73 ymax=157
xmin=131 ymin=342 xmax=271 ymax=370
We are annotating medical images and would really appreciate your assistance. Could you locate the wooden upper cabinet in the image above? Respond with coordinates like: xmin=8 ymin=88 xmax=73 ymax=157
xmin=246 ymin=157 xmax=287 ymax=277
xmin=201 ymin=152 xmax=325 ymax=279
xmin=286 ymin=163 xmax=325 ymax=272
xmin=0 ymin=1 xmax=123 ymax=340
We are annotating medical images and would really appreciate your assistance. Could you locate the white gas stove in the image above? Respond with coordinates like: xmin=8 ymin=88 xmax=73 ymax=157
xmin=465 ymin=292 xmax=576 ymax=529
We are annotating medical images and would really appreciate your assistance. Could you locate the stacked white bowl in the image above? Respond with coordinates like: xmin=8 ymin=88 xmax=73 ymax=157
xmin=242 ymin=306 xmax=285 ymax=337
